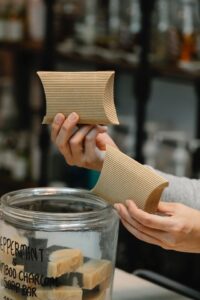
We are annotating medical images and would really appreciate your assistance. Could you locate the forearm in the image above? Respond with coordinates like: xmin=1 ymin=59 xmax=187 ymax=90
xmin=156 ymin=170 xmax=200 ymax=210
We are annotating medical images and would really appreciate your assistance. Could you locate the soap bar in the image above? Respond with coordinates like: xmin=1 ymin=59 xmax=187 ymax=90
xmin=47 ymin=247 xmax=83 ymax=278
xmin=75 ymin=258 xmax=112 ymax=290
xmin=37 ymin=71 xmax=119 ymax=125
xmin=82 ymin=277 xmax=110 ymax=300
xmin=53 ymin=258 xmax=112 ymax=290
xmin=83 ymin=289 xmax=106 ymax=300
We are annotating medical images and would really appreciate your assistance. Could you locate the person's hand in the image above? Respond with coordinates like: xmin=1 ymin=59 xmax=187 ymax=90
xmin=114 ymin=201 xmax=200 ymax=253
xmin=51 ymin=112 xmax=117 ymax=171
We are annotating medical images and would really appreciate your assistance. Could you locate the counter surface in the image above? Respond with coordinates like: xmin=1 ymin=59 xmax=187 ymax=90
xmin=113 ymin=268 xmax=191 ymax=300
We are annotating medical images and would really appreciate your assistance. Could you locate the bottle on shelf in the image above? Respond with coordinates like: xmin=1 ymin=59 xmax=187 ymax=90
xmin=0 ymin=0 xmax=12 ymax=42
xmin=82 ymin=0 xmax=97 ymax=46
xmin=152 ymin=0 xmax=183 ymax=64
xmin=26 ymin=0 xmax=46 ymax=42
xmin=172 ymin=139 xmax=191 ymax=177
xmin=119 ymin=0 xmax=141 ymax=56
xmin=53 ymin=0 xmax=65 ymax=43
xmin=165 ymin=0 xmax=182 ymax=64
xmin=193 ymin=0 xmax=200 ymax=62
xmin=152 ymin=0 xmax=171 ymax=63
xmin=127 ymin=0 xmax=141 ymax=57
xmin=0 ymin=0 xmax=7 ymax=41
xmin=7 ymin=0 xmax=26 ymax=42
xmin=143 ymin=122 xmax=160 ymax=168
xmin=155 ymin=130 xmax=191 ymax=177
xmin=93 ymin=0 xmax=108 ymax=48
xmin=178 ymin=0 xmax=199 ymax=68
xmin=57 ymin=0 xmax=87 ymax=53
xmin=108 ymin=0 xmax=120 ymax=50
xmin=70 ymin=0 xmax=98 ymax=48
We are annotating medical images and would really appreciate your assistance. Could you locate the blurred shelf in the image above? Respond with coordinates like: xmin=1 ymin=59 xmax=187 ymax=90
xmin=56 ymin=49 xmax=139 ymax=72
xmin=1 ymin=39 xmax=198 ymax=83
xmin=153 ymin=63 xmax=200 ymax=83
xmin=0 ymin=40 xmax=44 ymax=53
xmin=56 ymin=48 xmax=200 ymax=82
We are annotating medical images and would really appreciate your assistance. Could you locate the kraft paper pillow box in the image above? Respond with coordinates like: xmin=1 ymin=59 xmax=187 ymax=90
xmin=37 ymin=71 xmax=119 ymax=125
xmin=92 ymin=146 xmax=168 ymax=213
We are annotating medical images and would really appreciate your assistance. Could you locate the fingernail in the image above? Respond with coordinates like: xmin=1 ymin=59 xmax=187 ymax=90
xmin=114 ymin=204 xmax=120 ymax=212
xmin=68 ymin=112 xmax=78 ymax=122
xmin=125 ymin=200 xmax=132 ymax=207
xmin=54 ymin=113 xmax=64 ymax=124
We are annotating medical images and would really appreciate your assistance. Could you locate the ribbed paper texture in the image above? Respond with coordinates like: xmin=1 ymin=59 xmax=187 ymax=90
xmin=92 ymin=146 xmax=169 ymax=213
xmin=37 ymin=71 xmax=119 ymax=125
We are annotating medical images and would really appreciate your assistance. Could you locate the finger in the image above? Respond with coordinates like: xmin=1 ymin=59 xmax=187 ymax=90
xmin=157 ymin=202 xmax=177 ymax=215
xmin=56 ymin=112 xmax=79 ymax=163
xmin=117 ymin=204 xmax=181 ymax=250
xmin=125 ymin=200 xmax=175 ymax=231
xmin=96 ymin=132 xmax=117 ymax=151
xmin=84 ymin=127 xmax=104 ymax=157
xmin=121 ymin=218 xmax=165 ymax=248
xmin=122 ymin=217 xmax=177 ymax=251
xmin=116 ymin=203 xmax=166 ymax=239
xmin=115 ymin=203 xmax=135 ymax=225
xmin=69 ymin=125 xmax=93 ymax=162
xmin=51 ymin=113 xmax=66 ymax=142
xmin=96 ymin=125 xmax=108 ymax=134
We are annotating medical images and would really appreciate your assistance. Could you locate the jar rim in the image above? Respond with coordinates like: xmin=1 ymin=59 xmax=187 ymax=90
xmin=0 ymin=187 xmax=115 ymax=231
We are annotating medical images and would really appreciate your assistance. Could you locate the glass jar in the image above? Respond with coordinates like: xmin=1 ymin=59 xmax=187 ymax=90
xmin=0 ymin=187 xmax=119 ymax=300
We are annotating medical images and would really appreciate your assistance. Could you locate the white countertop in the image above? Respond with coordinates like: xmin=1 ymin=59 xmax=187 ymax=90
xmin=113 ymin=268 xmax=191 ymax=300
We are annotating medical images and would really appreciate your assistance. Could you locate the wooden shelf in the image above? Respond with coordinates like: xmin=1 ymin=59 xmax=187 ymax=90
xmin=0 ymin=40 xmax=44 ymax=53
xmin=56 ymin=49 xmax=139 ymax=72
xmin=1 ymin=39 xmax=199 ymax=82
xmin=56 ymin=48 xmax=200 ymax=82
xmin=152 ymin=64 xmax=200 ymax=83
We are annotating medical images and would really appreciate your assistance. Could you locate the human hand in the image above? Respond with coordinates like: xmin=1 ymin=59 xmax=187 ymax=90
xmin=114 ymin=201 xmax=200 ymax=253
xmin=51 ymin=112 xmax=117 ymax=171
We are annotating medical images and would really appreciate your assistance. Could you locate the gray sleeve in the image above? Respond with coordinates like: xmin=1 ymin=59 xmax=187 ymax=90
xmin=155 ymin=170 xmax=200 ymax=210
